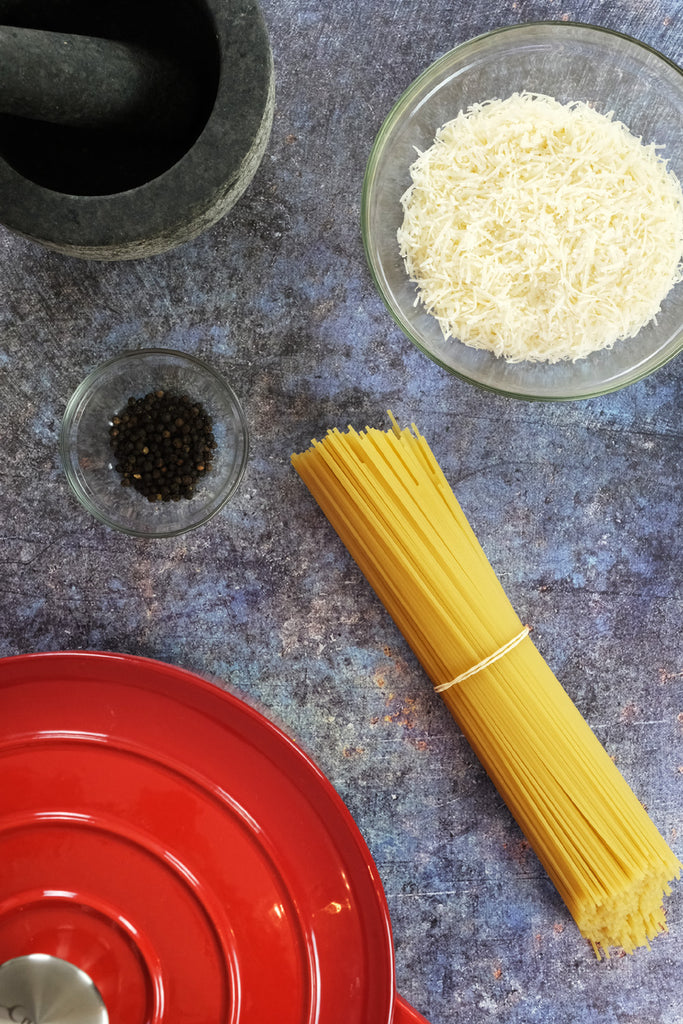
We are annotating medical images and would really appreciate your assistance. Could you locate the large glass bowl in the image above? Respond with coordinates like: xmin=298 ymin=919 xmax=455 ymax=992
xmin=362 ymin=22 xmax=683 ymax=400
xmin=60 ymin=349 xmax=249 ymax=536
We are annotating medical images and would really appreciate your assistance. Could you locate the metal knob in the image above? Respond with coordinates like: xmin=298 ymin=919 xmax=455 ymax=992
xmin=0 ymin=956 xmax=108 ymax=1024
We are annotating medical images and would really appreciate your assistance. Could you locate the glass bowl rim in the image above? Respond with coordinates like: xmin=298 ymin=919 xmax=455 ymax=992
xmin=361 ymin=20 xmax=683 ymax=401
xmin=60 ymin=347 xmax=250 ymax=537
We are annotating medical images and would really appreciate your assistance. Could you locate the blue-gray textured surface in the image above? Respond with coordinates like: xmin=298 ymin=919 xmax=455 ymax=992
xmin=0 ymin=1 xmax=681 ymax=1022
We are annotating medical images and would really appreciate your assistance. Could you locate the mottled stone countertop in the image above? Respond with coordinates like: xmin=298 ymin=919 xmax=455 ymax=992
xmin=0 ymin=2 xmax=681 ymax=1023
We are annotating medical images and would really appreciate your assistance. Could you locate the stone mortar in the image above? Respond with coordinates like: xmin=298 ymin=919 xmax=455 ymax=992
xmin=0 ymin=0 xmax=274 ymax=259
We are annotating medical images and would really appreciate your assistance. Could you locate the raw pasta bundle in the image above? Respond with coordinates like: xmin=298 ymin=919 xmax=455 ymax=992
xmin=291 ymin=417 xmax=681 ymax=958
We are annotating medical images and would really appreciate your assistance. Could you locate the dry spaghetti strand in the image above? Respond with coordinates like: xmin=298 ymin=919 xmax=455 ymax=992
xmin=291 ymin=418 xmax=681 ymax=958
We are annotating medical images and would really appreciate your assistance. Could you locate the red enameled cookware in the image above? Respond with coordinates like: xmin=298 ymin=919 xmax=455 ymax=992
xmin=0 ymin=652 xmax=430 ymax=1024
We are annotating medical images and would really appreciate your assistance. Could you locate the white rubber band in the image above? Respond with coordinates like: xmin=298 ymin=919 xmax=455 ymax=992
xmin=434 ymin=626 xmax=531 ymax=693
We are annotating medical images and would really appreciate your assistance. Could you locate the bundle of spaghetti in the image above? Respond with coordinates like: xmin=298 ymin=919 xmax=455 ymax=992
xmin=291 ymin=417 xmax=681 ymax=958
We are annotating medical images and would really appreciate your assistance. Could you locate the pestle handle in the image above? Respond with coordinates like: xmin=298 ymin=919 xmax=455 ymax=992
xmin=0 ymin=25 xmax=202 ymax=138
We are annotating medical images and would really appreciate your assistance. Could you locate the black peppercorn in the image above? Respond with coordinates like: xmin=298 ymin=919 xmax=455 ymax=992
xmin=109 ymin=390 xmax=217 ymax=502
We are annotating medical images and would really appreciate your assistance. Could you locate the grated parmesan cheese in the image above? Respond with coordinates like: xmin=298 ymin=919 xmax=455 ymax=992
xmin=397 ymin=92 xmax=683 ymax=363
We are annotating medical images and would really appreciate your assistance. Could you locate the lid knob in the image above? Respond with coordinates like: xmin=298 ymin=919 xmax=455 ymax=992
xmin=0 ymin=956 xmax=108 ymax=1024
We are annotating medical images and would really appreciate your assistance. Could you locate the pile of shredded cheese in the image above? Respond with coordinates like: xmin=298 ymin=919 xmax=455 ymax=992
xmin=397 ymin=92 xmax=683 ymax=363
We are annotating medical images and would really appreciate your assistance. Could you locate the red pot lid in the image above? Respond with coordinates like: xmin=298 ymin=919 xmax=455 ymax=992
xmin=0 ymin=652 xmax=398 ymax=1024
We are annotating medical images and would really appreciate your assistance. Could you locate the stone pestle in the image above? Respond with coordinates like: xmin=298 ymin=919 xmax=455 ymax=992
xmin=0 ymin=24 xmax=203 ymax=140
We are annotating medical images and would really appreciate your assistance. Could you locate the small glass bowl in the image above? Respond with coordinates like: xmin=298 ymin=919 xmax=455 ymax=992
xmin=362 ymin=22 xmax=683 ymax=400
xmin=60 ymin=349 xmax=249 ymax=536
